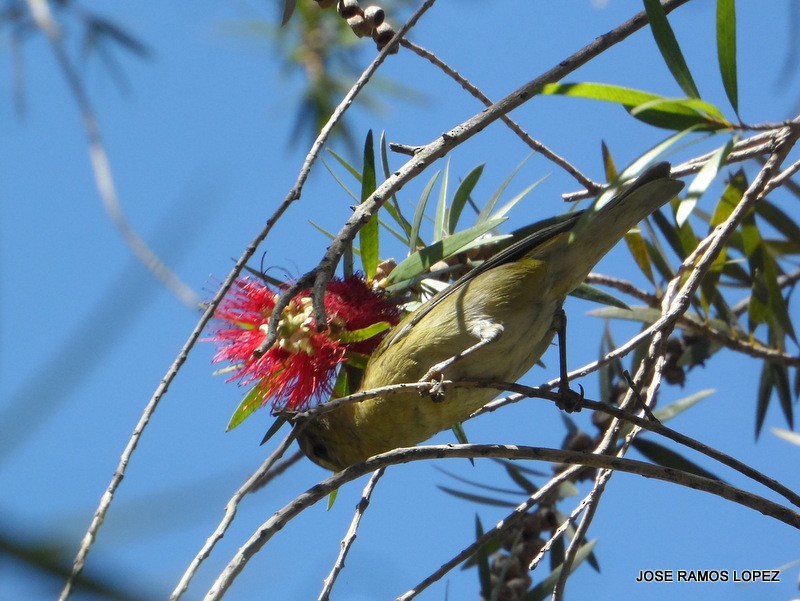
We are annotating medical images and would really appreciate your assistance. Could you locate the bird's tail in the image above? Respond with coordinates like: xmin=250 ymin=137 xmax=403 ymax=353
xmin=540 ymin=162 xmax=685 ymax=298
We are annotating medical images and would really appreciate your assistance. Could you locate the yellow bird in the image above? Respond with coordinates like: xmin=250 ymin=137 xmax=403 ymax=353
xmin=295 ymin=163 xmax=684 ymax=471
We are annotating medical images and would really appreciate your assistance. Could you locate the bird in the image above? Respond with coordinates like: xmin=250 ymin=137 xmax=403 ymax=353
xmin=294 ymin=162 xmax=684 ymax=471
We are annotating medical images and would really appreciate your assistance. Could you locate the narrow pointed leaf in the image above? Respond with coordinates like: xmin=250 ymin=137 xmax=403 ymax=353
xmin=228 ymin=386 xmax=268 ymax=431
xmin=434 ymin=160 xmax=450 ymax=240
xmin=624 ymin=228 xmax=656 ymax=284
xmin=359 ymin=131 xmax=379 ymax=280
xmin=717 ymin=0 xmax=739 ymax=114
xmin=387 ymin=217 xmax=506 ymax=287
xmin=474 ymin=516 xmax=493 ymax=599
xmin=569 ymin=283 xmax=630 ymax=310
xmin=449 ymin=164 xmax=484 ymax=233
xmin=601 ymin=141 xmax=618 ymax=180
xmin=259 ymin=415 xmax=288 ymax=445
xmin=379 ymin=132 xmax=412 ymax=238
xmin=280 ymin=0 xmax=297 ymax=26
xmin=409 ymin=171 xmax=439 ymax=254
xmin=644 ymin=0 xmax=700 ymax=98
xmin=676 ymin=137 xmax=734 ymax=227
xmin=477 ymin=155 xmax=530 ymax=224
xmin=632 ymin=438 xmax=720 ymax=480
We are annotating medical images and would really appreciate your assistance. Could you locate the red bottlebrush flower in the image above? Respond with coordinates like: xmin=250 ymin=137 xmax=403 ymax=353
xmin=210 ymin=276 xmax=400 ymax=416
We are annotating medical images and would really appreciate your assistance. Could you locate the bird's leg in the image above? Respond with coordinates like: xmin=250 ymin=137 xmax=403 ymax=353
xmin=421 ymin=320 xmax=504 ymax=401
xmin=553 ymin=308 xmax=583 ymax=413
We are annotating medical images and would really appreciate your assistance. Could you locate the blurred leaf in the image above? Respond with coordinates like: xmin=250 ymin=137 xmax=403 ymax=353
xmin=281 ymin=0 xmax=297 ymax=26
xmin=449 ymin=164 xmax=485 ymax=233
xmin=84 ymin=17 xmax=151 ymax=59
xmin=570 ymin=283 xmax=630 ymax=310
xmin=541 ymin=82 xmax=730 ymax=130
xmin=644 ymin=0 xmax=700 ymax=98
xmin=474 ymin=516 xmax=493 ymax=599
xmin=409 ymin=171 xmax=440 ymax=253
xmin=653 ymin=389 xmax=715 ymax=422
xmin=632 ymin=438 xmax=720 ymax=480
xmin=741 ymin=208 xmax=796 ymax=342
xmin=772 ymin=428 xmax=800 ymax=446
xmin=228 ymin=386 xmax=267 ymax=431
xmin=676 ymin=137 xmax=734 ymax=227
xmin=501 ymin=461 xmax=539 ymax=495
xmin=387 ymin=217 xmax=507 ymax=289
xmin=754 ymin=361 xmax=795 ymax=436
xmin=756 ymin=197 xmax=800 ymax=246
xmin=716 ymin=0 xmax=739 ymax=115
xmin=523 ymin=540 xmax=597 ymax=601
xmin=359 ymin=131 xmax=379 ymax=280
xmin=437 ymin=486 xmax=518 ymax=508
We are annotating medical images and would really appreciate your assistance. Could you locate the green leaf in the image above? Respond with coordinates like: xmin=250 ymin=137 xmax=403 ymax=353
xmin=644 ymin=0 xmax=700 ymax=98
xmin=632 ymin=438 xmax=721 ymax=481
xmin=326 ymin=148 xmax=363 ymax=182
xmin=716 ymin=0 xmax=739 ymax=115
xmin=477 ymin=155 xmax=531 ymax=224
xmin=409 ymin=171 xmax=439 ymax=254
xmin=601 ymin=141 xmax=618 ymax=181
xmin=652 ymin=389 xmax=715 ymax=422
xmin=541 ymin=82 xmax=730 ymax=130
xmin=338 ymin=321 xmax=393 ymax=344
xmin=624 ymin=228 xmax=656 ymax=285
xmin=490 ymin=176 xmax=548 ymax=220
xmin=227 ymin=386 xmax=267 ymax=431
xmin=701 ymin=171 xmax=746 ymax=311
xmin=387 ymin=217 xmax=507 ymax=288
xmin=569 ymin=283 xmax=630 ymax=310
xmin=360 ymin=130 xmax=379 ymax=280
xmin=449 ymin=164 xmax=484 ymax=233
xmin=676 ymin=137 xmax=734 ymax=227
xmin=434 ymin=160 xmax=450 ymax=240
xmin=379 ymin=132 xmax=413 ymax=239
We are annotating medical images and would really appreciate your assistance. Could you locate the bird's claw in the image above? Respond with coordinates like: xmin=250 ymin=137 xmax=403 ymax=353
xmin=422 ymin=370 xmax=446 ymax=402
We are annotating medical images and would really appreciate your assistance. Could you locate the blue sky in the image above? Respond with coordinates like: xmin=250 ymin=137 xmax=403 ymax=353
xmin=2 ymin=1 xmax=800 ymax=600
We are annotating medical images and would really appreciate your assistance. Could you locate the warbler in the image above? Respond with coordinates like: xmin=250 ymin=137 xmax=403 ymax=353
xmin=295 ymin=163 xmax=684 ymax=471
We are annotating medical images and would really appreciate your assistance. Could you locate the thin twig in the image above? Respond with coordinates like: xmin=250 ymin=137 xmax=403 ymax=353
xmin=396 ymin=465 xmax=584 ymax=601
xmin=318 ymin=468 xmax=385 ymax=601
xmin=202 ymin=444 xmax=800 ymax=601
xmin=25 ymin=0 xmax=200 ymax=309
xmin=170 ymin=434 xmax=297 ymax=601
xmin=400 ymin=38 xmax=600 ymax=193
